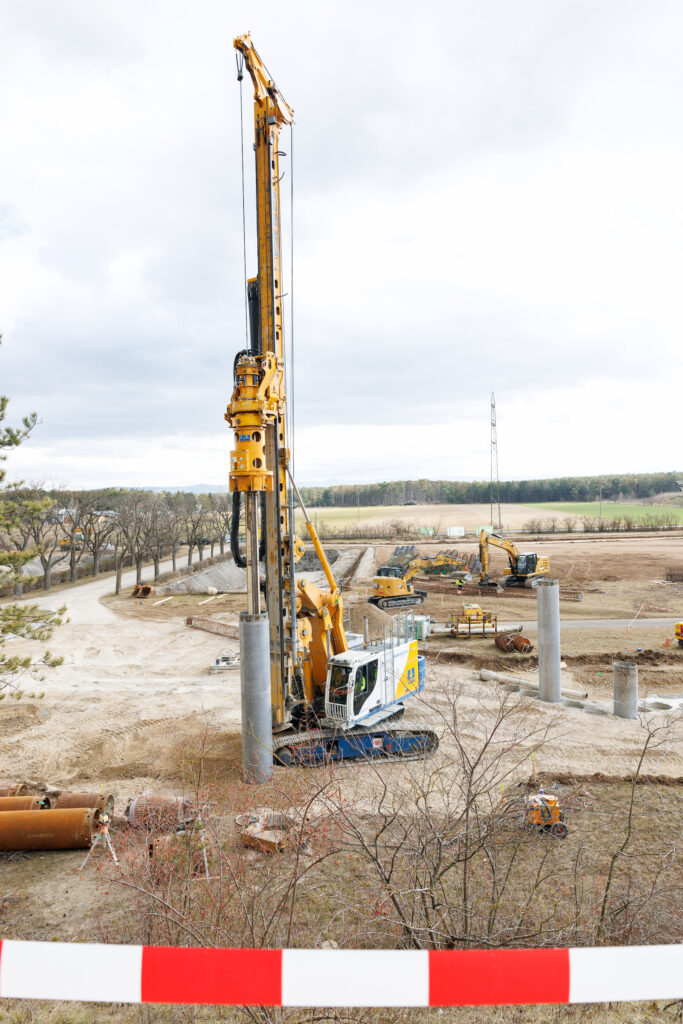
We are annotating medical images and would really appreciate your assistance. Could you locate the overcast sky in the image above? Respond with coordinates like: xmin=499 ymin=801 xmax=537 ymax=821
xmin=1 ymin=0 xmax=681 ymax=490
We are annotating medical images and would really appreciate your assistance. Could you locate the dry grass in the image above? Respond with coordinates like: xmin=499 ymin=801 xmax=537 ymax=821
xmin=1 ymin=717 xmax=681 ymax=1024
xmin=0 ymin=1001 xmax=677 ymax=1022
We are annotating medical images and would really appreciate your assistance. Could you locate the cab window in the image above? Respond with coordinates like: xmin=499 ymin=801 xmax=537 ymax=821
xmin=353 ymin=658 xmax=378 ymax=714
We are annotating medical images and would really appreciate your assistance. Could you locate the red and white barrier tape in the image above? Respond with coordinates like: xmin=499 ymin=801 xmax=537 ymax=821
xmin=0 ymin=941 xmax=682 ymax=1006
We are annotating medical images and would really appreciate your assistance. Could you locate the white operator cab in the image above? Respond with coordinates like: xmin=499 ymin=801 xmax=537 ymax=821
xmin=323 ymin=639 xmax=425 ymax=731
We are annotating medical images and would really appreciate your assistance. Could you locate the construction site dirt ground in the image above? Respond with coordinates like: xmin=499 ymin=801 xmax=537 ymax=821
xmin=1 ymin=531 xmax=682 ymax=1022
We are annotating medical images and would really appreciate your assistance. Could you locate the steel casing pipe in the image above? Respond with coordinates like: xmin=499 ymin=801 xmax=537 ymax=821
xmin=240 ymin=611 xmax=273 ymax=784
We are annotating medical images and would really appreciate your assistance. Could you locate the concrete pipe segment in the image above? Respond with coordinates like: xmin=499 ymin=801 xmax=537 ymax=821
xmin=0 ymin=808 xmax=97 ymax=851
xmin=0 ymin=796 xmax=50 ymax=812
xmin=56 ymin=792 xmax=114 ymax=816
xmin=537 ymin=578 xmax=561 ymax=703
xmin=239 ymin=611 xmax=273 ymax=785
xmin=613 ymin=661 xmax=639 ymax=719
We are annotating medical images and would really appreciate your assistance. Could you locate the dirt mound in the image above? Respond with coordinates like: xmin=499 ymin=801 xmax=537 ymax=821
xmin=568 ymin=649 xmax=680 ymax=667
xmin=158 ymin=560 xmax=248 ymax=595
xmin=348 ymin=546 xmax=376 ymax=583
xmin=298 ymin=548 xmax=339 ymax=571
xmin=348 ymin=602 xmax=391 ymax=638
xmin=544 ymin=771 xmax=683 ymax=787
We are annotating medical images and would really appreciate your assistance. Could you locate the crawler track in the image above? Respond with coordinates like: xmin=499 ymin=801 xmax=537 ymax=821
xmin=272 ymin=718 xmax=438 ymax=766
xmin=368 ymin=592 xmax=427 ymax=611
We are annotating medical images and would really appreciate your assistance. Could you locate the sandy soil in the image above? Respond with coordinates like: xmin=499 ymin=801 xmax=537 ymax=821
xmin=3 ymin=533 xmax=682 ymax=790
xmin=377 ymin=532 xmax=683 ymax=586
xmin=1 ymin=533 xmax=682 ymax=950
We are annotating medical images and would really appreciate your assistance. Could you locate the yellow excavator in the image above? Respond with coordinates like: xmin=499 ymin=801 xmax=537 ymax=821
xmin=478 ymin=530 xmax=550 ymax=588
xmin=225 ymin=35 xmax=437 ymax=766
xmin=370 ymin=553 xmax=469 ymax=610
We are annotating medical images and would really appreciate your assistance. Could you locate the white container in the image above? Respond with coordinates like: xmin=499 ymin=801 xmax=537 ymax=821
xmin=447 ymin=526 xmax=465 ymax=537
xmin=414 ymin=615 xmax=431 ymax=639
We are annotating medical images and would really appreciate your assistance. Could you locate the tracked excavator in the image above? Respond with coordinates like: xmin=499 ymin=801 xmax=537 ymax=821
xmin=370 ymin=553 xmax=470 ymax=610
xmin=478 ymin=530 xmax=550 ymax=588
xmin=226 ymin=35 xmax=437 ymax=766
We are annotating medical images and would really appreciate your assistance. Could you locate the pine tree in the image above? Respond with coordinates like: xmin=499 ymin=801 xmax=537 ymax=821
xmin=0 ymin=336 xmax=62 ymax=696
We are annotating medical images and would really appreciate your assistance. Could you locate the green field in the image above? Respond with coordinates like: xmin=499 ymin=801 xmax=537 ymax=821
xmin=531 ymin=501 xmax=683 ymax=522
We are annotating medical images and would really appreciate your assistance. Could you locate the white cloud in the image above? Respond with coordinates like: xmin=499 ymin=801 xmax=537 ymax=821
xmin=1 ymin=0 xmax=681 ymax=489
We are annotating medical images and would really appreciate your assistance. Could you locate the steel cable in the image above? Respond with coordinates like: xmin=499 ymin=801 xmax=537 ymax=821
xmin=236 ymin=52 xmax=249 ymax=347
xmin=289 ymin=122 xmax=295 ymax=479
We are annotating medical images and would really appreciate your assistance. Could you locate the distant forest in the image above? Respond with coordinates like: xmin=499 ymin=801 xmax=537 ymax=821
xmin=299 ymin=472 xmax=681 ymax=508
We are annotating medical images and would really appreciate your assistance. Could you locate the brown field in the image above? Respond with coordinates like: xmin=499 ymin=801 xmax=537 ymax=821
xmin=298 ymin=501 xmax=577 ymax=533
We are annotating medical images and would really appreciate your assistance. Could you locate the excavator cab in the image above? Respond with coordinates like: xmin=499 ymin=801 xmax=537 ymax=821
xmin=515 ymin=553 xmax=538 ymax=575
xmin=377 ymin=566 xmax=404 ymax=579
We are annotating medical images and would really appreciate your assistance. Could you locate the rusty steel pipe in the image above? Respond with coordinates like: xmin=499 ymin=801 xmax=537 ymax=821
xmin=56 ymin=792 xmax=114 ymax=816
xmin=0 ymin=785 xmax=29 ymax=797
xmin=512 ymin=635 xmax=533 ymax=653
xmin=494 ymin=632 xmax=516 ymax=652
xmin=124 ymin=795 xmax=193 ymax=831
xmin=0 ymin=796 xmax=50 ymax=812
xmin=0 ymin=808 xmax=96 ymax=851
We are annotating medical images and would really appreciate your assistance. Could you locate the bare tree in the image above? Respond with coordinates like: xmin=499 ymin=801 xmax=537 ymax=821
xmin=183 ymin=499 xmax=208 ymax=566
xmin=208 ymin=491 xmax=232 ymax=556
xmin=163 ymin=493 xmax=186 ymax=571
xmin=143 ymin=497 xmax=170 ymax=582
xmin=318 ymin=685 xmax=565 ymax=951
xmin=116 ymin=500 xmax=146 ymax=585
xmin=83 ymin=507 xmax=117 ymax=577
xmin=111 ymin=520 xmax=131 ymax=596
xmin=595 ymin=714 xmax=679 ymax=945
xmin=58 ymin=495 xmax=90 ymax=582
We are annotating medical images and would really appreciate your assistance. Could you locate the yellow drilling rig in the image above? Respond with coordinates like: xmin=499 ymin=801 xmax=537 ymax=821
xmin=225 ymin=35 xmax=437 ymax=770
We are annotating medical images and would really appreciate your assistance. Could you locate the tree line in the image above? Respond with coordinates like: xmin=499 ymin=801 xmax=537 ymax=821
xmin=299 ymin=471 xmax=681 ymax=507
xmin=1 ymin=487 xmax=233 ymax=594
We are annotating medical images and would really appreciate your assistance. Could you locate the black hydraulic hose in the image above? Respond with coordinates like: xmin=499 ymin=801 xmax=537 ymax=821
xmin=230 ymin=491 xmax=266 ymax=567
xmin=258 ymin=494 xmax=266 ymax=560
xmin=231 ymin=491 xmax=246 ymax=567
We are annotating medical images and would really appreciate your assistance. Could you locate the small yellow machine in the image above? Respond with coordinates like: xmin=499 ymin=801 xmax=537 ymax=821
xmin=675 ymin=622 xmax=683 ymax=647
xmin=369 ymin=567 xmax=428 ymax=610
xmin=524 ymin=789 xmax=568 ymax=838
xmin=59 ymin=528 xmax=86 ymax=550
xmin=449 ymin=604 xmax=497 ymax=637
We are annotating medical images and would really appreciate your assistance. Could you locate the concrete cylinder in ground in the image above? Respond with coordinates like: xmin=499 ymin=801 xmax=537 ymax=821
xmin=240 ymin=611 xmax=273 ymax=785
xmin=613 ymin=661 xmax=638 ymax=719
xmin=537 ymin=578 xmax=561 ymax=703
